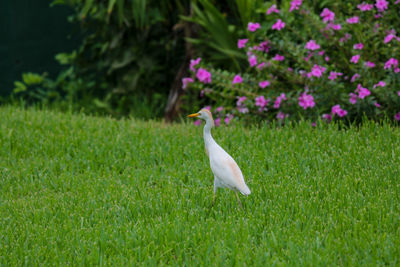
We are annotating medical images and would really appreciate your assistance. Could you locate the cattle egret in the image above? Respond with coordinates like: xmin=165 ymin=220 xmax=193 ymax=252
xmin=188 ymin=109 xmax=251 ymax=208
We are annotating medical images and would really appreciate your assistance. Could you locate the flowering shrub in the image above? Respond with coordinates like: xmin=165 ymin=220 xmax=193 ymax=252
xmin=184 ymin=0 xmax=400 ymax=125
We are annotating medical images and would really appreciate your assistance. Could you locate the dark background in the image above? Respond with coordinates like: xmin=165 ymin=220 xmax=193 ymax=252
xmin=0 ymin=1 xmax=80 ymax=95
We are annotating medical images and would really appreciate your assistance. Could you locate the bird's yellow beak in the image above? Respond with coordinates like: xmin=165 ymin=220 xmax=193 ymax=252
xmin=187 ymin=113 xmax=200 ymax=118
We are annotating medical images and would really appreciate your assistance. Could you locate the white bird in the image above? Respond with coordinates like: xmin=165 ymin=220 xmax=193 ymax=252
xmin=188 ymin=109 xmax=250 ymax=208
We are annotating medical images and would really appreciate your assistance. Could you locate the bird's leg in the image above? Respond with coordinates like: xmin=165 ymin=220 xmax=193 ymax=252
xmin=235 ymin=192 xmax=244 ymax=211
xmin=207 ymin=191 xmax=216 ymax=212
xmin=210 ymin=177 xmax=219 ymax=208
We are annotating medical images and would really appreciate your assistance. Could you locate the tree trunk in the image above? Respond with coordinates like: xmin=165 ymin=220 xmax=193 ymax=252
xmin=164 ymin=7 xmax=194 ymax=122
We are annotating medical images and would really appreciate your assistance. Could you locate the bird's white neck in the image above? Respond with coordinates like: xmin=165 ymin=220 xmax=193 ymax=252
xmin=203 ymin=118 xmax=216 ymax=148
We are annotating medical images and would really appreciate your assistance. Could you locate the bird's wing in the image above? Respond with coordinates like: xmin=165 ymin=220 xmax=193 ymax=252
xmin=209 ymin=148 xmax=250 ymax=195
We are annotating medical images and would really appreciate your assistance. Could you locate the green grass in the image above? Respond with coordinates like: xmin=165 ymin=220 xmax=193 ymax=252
xmin=1 ymin=106 xmax=399 ymax=266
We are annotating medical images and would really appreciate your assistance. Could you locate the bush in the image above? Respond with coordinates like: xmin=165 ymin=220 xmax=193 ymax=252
xmin=9 ymin=0 xmax=192 ymax=118
xmin=185 ymin=0 xmax=400 ymax=125
xmin=12 ymin=73 xmax=61 ymax=105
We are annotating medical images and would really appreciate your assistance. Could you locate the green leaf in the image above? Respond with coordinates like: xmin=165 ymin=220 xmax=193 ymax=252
xmin=116 ymin=0 xmax=125 ymax=26
xmin=13 ymin=81 xmax=27 ymax=93
xmin=107 ymin=0 xmax=117 ymax=15
xmin=55 ymin=52 xmax=76 ymax=65
xmin=132 ymin=0 xmax=147 ymax=29
xmin=50 ymin=0 xmax=67 ymax=7
xmin=81 ymin=0 xmax=94 ymax=19
xmin=22 ymin=73 xmax=44 ymax=85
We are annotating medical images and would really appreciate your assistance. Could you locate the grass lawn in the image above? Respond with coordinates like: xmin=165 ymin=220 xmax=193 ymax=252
xmin=0 ymin=106 xmax=399 ymax=265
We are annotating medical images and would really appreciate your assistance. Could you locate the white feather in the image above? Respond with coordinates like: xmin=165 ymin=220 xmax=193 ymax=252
xmin=196 ymin=109 xmax=251 ymax=196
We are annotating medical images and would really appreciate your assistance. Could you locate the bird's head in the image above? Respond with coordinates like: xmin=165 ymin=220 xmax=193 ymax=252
xmin=187 ymin=109 xmax=214 ymax=125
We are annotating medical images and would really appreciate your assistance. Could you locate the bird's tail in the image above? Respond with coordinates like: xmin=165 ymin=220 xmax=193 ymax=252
xmin=240 ymin=184 xmax=251 ymax=195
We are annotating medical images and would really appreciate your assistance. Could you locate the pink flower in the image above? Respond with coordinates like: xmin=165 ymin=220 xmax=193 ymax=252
xmin=357 ymin=84 xmax=371 ymax=99
xmin=331 ymin=105 xmax=348 ymax=117
xmin=327 ymin=23 xmax=341 ymax=30
xmin=322 ymin=113 xmax=332 ymax=122
xmin=255 ymin=96 xmax=268 ymax=108
xmin=266 ymin=5 xmax=280 ymax=15
xmin=182 ymin=77 xmax=194 ymax=89
xmin=310 ymin=64 xmax=326 ymax=77
xmin=193 ymin=120 xmax=202 ymax=126
xmin=384 ymin=58 xmax=399 ymax=70
xmin=237 ymin=39 xmax=248 ymax=48
xmin=196 ymin=68 xmax=212 ymax=83
xmin=350 ymin=55 xmax=360 ymax=63
xmin=272 ymin=54 xmax=285 ymax=61
xmin=365 ymin=61 xmax=375 ymax=68
xmin=321 ymin=8 xmax=335 ymax=23
xmin=395 ymin=112 xmax=400 ymax=121
xmin=347 ymin=16 xmax=359 ymax=24
xmin=257 ymin=41 xmax=270 ymax=53
xmin=353 ymin=43 xmax=364 ymax=50
xmin=214 ymin=118 xmax=221 ymax=127
xmin=237 ymin=96 xmax=247 ymax=106
xmin=339 ymin=33 xmax=352 ymax=43
xmin=289 ymin=0 xmax=302 ymax=12
xmin=375 ymin=0 xmax=388 ymax=12
xmin=272 ymin=19 xmax=285 ymax=31
xmin=384 ymin=34 xmax=396 ymax=44
xmin=305 ymin=40 xmax=320 ymax=50
xmin=358 ymin=2 xmax=374 ymax=11
xmin=298 ymin=92 xmax=315 ymax=109
xmin=203 ymin=106 xmax=211 ymax=111
xmin=373 ymin=81 xmax=386 ymax=88
xmin=374 ymin=102 xmax=381 ymax=108
xmin=299 ymin=70 xmax=307 ymax=77
xmin=351 ymin=73 xmax=360 ymax=82
xmin=248 ymin=55 xmax=257 ymax=67
xmin=277 ymin=112 xmax=288 ymax=120
xmin=190 ymin=57 xmax=201 ymax=72
xmin=325 ymin=56 xmax=330 ymax=61
xmin=304 ymin=52 xmax=314 ymax=62
xmin=331 ymin=105 xmax=341 ymax=115
xmin=396 ymin=0 xmax=400 ymax=4
xmin=224 ymin=114 xmax=234 ymax=125
xmin=257 ymin=62 xmax=266 ymax=70
xmin=274 ymin=93 xmax=286 ymax=109
xmin=337 ymin=109 xmax=348 ymax=117
xmin=349 ymin=93 xmax=358 ymax=104
xmin=259 ymin=80 xmax=270 ymax=88
xmin=237 ymin=107 xmax=249 ymax=114
xmin=216 ymin=106 xmax=223 ymax=112
xmin=248 ymin=22 xmax=261 ymax=32
xmin=377 ymin=81 xmax=386 ymax=87
xmin=398 ymin=91 xmax=400 ymax=96
xmin=232 ymin=75 xmax=243 ymax=85
xmin=252 ymin=45 xmax=262 ymax=52
xmin=328 ymin=71 xmax=343 ymax=81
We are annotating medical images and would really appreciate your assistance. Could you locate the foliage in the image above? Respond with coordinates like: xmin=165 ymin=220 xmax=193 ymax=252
xmin=1 ymin=106 xmax=400 ymax=265
xmin=11 ymin=0 xmax=191 ymax=118
xmin=185 ymin=0 xmax=400 ymax=125
xmin=8 ymin=0 xmax=266 ymax=120
xmin=12 ymin=72 xmax=60 ymax=105
xmin=183 ymin=0 xmax=265 ymax=72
